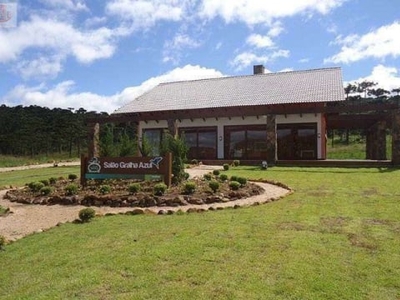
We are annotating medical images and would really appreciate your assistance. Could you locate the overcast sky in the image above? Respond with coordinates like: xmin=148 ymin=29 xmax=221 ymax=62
xmin=0 ymin=0 xmax=399 ymax=113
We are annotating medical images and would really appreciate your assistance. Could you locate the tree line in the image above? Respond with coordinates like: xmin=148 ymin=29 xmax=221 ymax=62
xmin=0 ymin=105 xmax=107 ymax=157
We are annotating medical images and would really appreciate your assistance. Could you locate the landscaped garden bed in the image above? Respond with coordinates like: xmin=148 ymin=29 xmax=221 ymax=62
xmin=4 ymin=173 xmax=264 ymax=208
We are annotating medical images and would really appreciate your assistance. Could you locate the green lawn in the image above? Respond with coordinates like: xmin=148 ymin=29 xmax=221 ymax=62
xmin=1 ymin=166 xmax=400 ymax=299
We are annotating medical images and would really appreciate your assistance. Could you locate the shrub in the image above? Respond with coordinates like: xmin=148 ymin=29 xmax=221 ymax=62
xmin=230 ymin=175 xmax=238 ymax=182
xmin=183 ymin=181 xmax=196 ymax=194
xmin=39 ymin=179 xmax=49 ymax=186
xmin=229 ymin=181 xmax=241 ymax=190
xmin=99 ymin=185 xmax=111 ymax=195
xmin=65 ymin=183 xmax=78 ymax=196
xmin=49 ymin=177 xmax=57 ymax=185
xmin=79 ymin=208 xmax=96 ymax=223
xmin=40 ymin=186 xmax=53 ymax=196
xmin=0 ymin=235 xmax=6 ymax=250
xmin=154 ymin=183 xmax=168 ymax=196
xmin=28 ymin=181 xmax=45 ymax=193
xmin=209 ymin=180 xmax=220 ymax=193
xmin=232 ymin=160 xmax=240 ymax=167
xmin=223 ymin=163 xmax=229 ymax=171
xmin=203 ymin=173 xmax=212 ymax=181
xmin=68 ymin=174 xmax=78 ymax=181
xmin=237 ymin=177 xmax=247 ymax=186
xmin=213 ymin=170 xmax=220 ymax=176
xmin=191 ymin=159 xmax=198 ymax=165
xmin=128 ymin=183 xmax=141 ymax=194
xmin=219 ymin=174 xmax=228 ymax=181
xmin=184 ymin=172 xmax=190 ymax=180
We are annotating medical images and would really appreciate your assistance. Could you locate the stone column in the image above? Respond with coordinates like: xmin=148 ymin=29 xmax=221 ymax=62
xmin=376 ymin=120 xmax=387 ymax=160
xmin=88 ymin=123 xmax=100 ymax=158
xmin=167 ymin=119 xmax=178 ymax=138
xmin=266 ymin=114 xmax=277 ymax=165
xmin=392 ymin=110 xmax=400 ymax=165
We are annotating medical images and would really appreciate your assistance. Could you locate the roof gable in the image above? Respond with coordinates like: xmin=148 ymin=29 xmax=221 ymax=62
xmin=114 ymin=67 xmax=345 ymax=115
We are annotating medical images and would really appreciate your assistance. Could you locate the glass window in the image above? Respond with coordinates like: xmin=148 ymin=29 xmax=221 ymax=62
xmin=225 ymin=126 xmax=267 ymax=160
xmin=180 ymin=127 xmax=217 ymax=159
xmin=142 ymin=129 xmax=162 ymax=156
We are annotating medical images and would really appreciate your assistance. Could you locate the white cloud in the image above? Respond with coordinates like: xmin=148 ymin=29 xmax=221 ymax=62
xmin=39 ymin=0 xmax=88 ymax=12
xmin=199 ymin=0 xmax=346 ymax=25
xmin=268 ymin=21 xmax=284 ymax=37
xmin=246 ymin=34 xmax=274 ymax=49
xmin=325 ymin=21 xmax=400 ymax=64
xmin=163 ymin=33 xmax=202 ymax=64
xmin=299 ymin=58 xmax=310 ymax=63
xmin=0 ymin=16 xmax=128 ymax=78
xmin=348 ymin=65 xmax=400 ymax=93
xmin=106 ymin=0 xmax=190 ymax=29
xmin=231 ymin=50 xmax=289 ymax=71
xmin=3 ymin=65 xmax=225 ymax=113
xmin=14 ymin=56 xmax=64 ymax=80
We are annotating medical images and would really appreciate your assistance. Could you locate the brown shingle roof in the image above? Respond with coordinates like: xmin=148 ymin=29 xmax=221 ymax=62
xmin=114 ymin=67 xmax=345 ymax=114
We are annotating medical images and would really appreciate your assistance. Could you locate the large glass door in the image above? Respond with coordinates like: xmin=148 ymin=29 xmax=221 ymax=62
xmin=277 ymin=123 xmax=317 ymax=160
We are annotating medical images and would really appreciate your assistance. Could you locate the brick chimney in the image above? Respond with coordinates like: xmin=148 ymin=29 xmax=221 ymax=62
xmin=253 ymin=65 xmax=265 ymax=75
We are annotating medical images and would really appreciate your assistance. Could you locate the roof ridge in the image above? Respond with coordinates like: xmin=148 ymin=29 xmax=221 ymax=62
xmin=158 ymin=67 xmax=342 ymax=86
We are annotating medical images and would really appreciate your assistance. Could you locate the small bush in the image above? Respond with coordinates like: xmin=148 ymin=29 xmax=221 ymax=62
xmin=39 ymin=179 xmax=49 ymax=186
xmin=209 ymin=180 xmax=220 ymax=193
xmin=0 ymin=235 xmax=6 ymax=250
xmin=232 ymin=160 xmax=240 ymax=167
xmin=184 ymin=172 xmax=190 ymax=180
xmin=65 ymin=183 xmax=78 ymax=196
xmin=191 ymin=159 xmax=198 ymax=165
xmin=128 ymin=183 xmax=141 ymax=194
xmin=154 ymin=183 xmax=167 ymax=196
xmin=223 ymin=163 xmax=229 ymax=171
xmin=219 ymin=174 xmax=228 ymax=181
xmin=229 ymin=181 xmax=241 ymax=190
xmin=79 ymin=208 xmax=96 ymax=223
xmin=213 ymin=170 xmax=220 ymax=176
xmin=237 ymin=177 xmax=247 ymax=186
xmin=183 ymin=181 xmax=196 ymax=194
xmin=99 ymin=185 xmax=111 ymax=195
xmin=49 ymin=177 xmax=57 ymax=185
xmin=40 ymin=186 xmax=53 ymax=196
xmin=68 ymin=174 xmax=78 ymax=181
xmin=230 ymin=175 xmax=238 ymax=182
xmin=203 ymin=173 xmax=212 ymax=181
xmin=28 ymin=181 xmax=45 ymax=193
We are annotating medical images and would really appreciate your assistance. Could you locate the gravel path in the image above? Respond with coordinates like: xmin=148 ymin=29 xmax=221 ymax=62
xmin=0 ymin=165 xmax=291 ymax=241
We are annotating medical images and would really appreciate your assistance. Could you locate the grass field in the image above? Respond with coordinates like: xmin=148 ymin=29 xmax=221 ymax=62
xmin=0 ymin=166 xmax=80 ymax=190
xmin=1 ymin=166 xmax=400 ymax=299
xmin=0 ymin=154 xmax=79 ymax=168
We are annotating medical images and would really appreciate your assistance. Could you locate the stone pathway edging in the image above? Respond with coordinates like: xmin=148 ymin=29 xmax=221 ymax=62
xmin=0 ymin=166 xmax=291 ymax=242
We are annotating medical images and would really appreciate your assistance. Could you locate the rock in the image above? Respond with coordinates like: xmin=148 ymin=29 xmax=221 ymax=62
xmin=158 ymin=210 xmax=167 ymax=215
xmin=126 ymin=209 xmax=144 ymax=215
xmin=187 ymin=197 xmax=204 ymax=205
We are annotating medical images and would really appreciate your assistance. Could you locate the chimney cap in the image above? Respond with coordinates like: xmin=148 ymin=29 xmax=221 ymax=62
xmin=253 ymin=65 xmax=265 ymax=75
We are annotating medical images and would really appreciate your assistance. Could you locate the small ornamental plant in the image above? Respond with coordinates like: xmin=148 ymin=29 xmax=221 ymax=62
xmin=209 ymin=180 xmax=220 ymax=193
xmin=212 ymin=170 xmax=220 ymax=176
xmin=229 ymin=181 xmax=241 ymax=191
xmin=154 ymin=183 xmax=167 ymax=196
xmin=219 ymin=174 xmax=228 ymax=182
xmin=237 ymin=177 xmax=247 ymax=186
xmin=28 ymin=182 xmax=45 ymax=193
xmin=203 ymin=173 xmax=212 ymax=181
xmin=184 ymin=172 xmax=190 ymax=180
xmin=191 ymin=159 xmax=199 ymax=165
xmin=128 ymin=183 xmax=141 ymax=194
xmin=0 ymin=235 xmax=6 ymax=251
xmin=49 ymin=177 xmax=57 ymax=185
xmin=68 ymin=174 xmax=78 ymax=181
xmin=79 ymin=208 xmax=96 ymax=223
xmin=99 ymin=185 xmax=111 ymax=195
xmin=232 ymin=160 xmax=240 ymax=167
xmin=223 ymin=163 xmax=229 ymax=171
xmin=39 ymin=179 xmax=49 ymax=186
xmin=183 ymin=181 xmax=196 ymax=194
xmin=40 ymin=186 xmax=53 ymax=196
xmin=230 ymin=175 xmax=238 ymax=182
xmin=65 ymin=183 xmax=78 ymax=196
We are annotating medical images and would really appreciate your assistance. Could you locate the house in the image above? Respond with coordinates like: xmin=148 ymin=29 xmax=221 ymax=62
xmin=111 ymin=66 xmax=346 ymax=164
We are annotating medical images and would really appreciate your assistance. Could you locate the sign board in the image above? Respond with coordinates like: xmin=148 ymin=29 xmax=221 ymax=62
xmin=81 ymin=153 xmax=172 ymax=186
